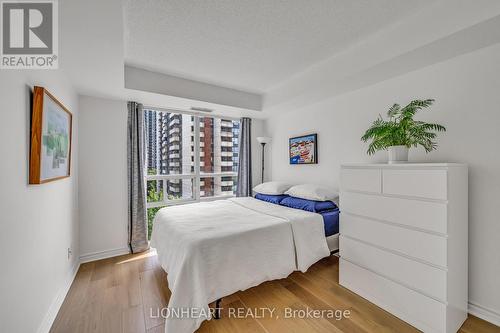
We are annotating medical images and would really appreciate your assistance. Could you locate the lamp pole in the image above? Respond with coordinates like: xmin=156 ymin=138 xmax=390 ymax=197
xmin=256 ymin=137 xmax=271 ymax=184
xmin=261 ymin=142 xmax=266 ymax=183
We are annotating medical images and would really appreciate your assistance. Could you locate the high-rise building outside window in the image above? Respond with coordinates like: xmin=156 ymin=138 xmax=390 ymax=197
xmin=144 ymin=109 xmax=240 ymax=238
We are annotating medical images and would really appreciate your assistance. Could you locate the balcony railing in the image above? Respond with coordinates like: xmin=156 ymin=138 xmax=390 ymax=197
xmin=146 ymin=172 xmax=237 ymax=209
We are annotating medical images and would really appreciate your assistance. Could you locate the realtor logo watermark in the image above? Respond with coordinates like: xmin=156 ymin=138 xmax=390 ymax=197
xmin=1 ymin=0 xmax=58 ymax=69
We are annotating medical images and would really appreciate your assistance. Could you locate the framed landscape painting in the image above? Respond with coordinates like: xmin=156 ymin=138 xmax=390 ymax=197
xmin=29 ymin=86 xmax=72 ymax=184
xmin=289 ymin=133 xmax=317 ymax=164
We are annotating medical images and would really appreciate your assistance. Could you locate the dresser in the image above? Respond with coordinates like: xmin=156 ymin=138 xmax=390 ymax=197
xmin=339 ymin=163 xmax=468 ymax=333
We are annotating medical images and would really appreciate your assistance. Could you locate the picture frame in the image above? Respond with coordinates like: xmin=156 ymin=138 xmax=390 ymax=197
xmin=29 ymin=86 xmax=73 ymax=184
xmin=289 ymin=133 xmax=318 ymax=164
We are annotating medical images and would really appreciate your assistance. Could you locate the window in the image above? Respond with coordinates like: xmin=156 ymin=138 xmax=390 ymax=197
xmin=144 ymin=109 xmax=240 ymax=238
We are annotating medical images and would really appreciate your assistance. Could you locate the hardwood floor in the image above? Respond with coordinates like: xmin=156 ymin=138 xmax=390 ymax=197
xmin=51 ymin=250 xmax=500 ymax=333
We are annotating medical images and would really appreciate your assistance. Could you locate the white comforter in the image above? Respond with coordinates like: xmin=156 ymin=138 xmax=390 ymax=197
xmin=151 ymin=197 xmax=329 ymax=333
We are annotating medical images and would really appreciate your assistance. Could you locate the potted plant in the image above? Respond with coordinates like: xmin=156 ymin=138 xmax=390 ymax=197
xmin=361 ymin=99 xmax=446 ymax=163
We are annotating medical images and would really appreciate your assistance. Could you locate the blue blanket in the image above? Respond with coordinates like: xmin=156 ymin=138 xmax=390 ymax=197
xmin=320 ymin=208 xmax=340 ymax=237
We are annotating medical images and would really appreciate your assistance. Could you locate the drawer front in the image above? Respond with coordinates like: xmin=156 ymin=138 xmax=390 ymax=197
xmin=383 ymin=169 xmax=447 ymax=200
xmin=341 ymin=168 xmax=381 ymax=193
xmin=340 ymin=191 xmax=447 ymax=234
xmin=340 ymin=213 xmax=447 ymax=267
xmin=340 ymin=259 xmax=446 ymax=333
xmin=340 ymin=236 xmax=447 ymax=301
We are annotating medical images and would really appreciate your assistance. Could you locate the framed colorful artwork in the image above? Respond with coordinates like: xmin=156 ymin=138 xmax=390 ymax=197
xmin=289 ymin=133 xmax=317 ymax=164
xmin=29 ymin=86 xmax=72 ymax=184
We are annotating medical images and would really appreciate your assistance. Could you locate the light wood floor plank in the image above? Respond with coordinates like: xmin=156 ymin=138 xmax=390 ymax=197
xmin=146 ymin=324 xmax=165 ymax=333
xmin=122 ymin=305 xmax=146 ymax=333
xmin=139 ymin=268 xmax=170 ymax=330
xmin=50 ymin=250 xmax=499 ymax=333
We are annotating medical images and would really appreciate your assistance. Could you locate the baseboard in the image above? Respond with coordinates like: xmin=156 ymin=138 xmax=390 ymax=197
xmin=79 ymin=247 xmax=130 ymax=263
xmin=37 ymin=260 xmax=81 ymax=333
xmin=469 ymin=301 xmax=500 ymax=327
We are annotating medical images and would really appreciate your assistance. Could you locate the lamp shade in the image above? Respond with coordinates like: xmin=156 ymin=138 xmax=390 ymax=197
xmin=257 ymin=136 xmax=271 ymax=144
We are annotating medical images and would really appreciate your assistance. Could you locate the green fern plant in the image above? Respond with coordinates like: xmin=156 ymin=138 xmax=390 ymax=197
xmin=361 ymin=99 xmax=446 ymax=155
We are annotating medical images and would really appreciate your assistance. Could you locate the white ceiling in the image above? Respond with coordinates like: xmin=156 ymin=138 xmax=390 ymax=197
xmin=123 ymin=0 xmax=435 ymax=93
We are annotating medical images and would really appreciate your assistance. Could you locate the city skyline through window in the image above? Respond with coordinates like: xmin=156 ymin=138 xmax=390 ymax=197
xmin=144 ymin=109 xmax=240 ymax=238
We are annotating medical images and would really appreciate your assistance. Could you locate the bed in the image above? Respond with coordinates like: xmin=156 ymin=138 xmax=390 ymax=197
xmin=151 ymin=196 xmax=335 ymax=333
xmin=321 ymin=208 xmax=340 ymax=252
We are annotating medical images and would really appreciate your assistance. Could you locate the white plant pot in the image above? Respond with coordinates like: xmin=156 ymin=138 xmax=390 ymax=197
xmin=388 ymin=145 xmax=409 ymax=164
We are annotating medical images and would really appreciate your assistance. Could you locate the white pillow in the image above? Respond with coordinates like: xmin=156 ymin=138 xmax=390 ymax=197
xmin=253 ymin=181 xmax=293 ymax=195
xmin=285 ymin=184 xmax=339 ymax=202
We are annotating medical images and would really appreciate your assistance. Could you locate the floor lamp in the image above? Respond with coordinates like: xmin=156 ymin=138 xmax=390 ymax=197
xmin=256 ymin=137 xmax=271 ymax=183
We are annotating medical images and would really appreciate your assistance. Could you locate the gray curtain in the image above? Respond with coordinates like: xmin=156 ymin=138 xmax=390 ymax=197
xmin=127 ymin=101 xmax=149 ymax=253
xmin=236 ymin=117 xmax=252 ymax=197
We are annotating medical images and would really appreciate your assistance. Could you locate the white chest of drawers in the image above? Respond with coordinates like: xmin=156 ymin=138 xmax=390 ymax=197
xmin=339 ymin=163 xmax=468 ymax=333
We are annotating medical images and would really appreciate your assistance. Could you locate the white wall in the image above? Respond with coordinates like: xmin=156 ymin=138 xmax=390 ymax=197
xmin=265 ymin=43 xmax=500 ymax=323
xmin=78 ymin=96 xmax=129 ymax=261
xmin=0 ymin=71 xmax=79 ymax=333
xmin=78 ymin=96 xmax=266 ymax=258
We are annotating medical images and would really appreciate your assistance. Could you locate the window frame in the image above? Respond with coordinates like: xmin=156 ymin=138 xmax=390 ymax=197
xmin=144 ymin=107 xmax=240 ymax=209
